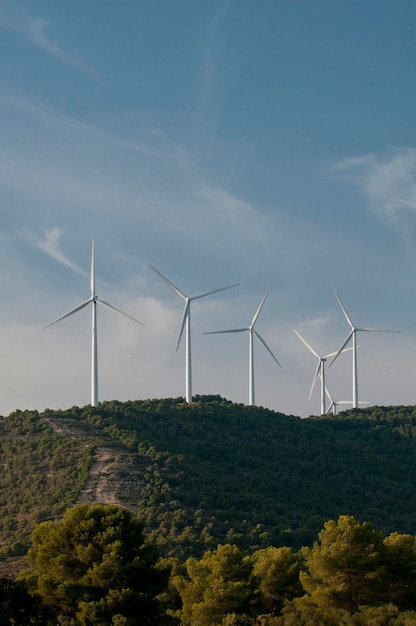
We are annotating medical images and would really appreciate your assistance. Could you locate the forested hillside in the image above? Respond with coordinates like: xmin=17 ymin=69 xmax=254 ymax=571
xmin=1 ymin=397 xmax=416 ymax=562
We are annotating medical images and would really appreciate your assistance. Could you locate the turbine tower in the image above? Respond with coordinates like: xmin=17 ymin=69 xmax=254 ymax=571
xmin=204 ymin=286 xmax=281 ymax=406
xmin=45 ymin=241 xmax=143 ymax=407
xmin=293 ymin=330 xmax=348 ymax=415
xmin=148 ymin=264 xmax=238 ymax=403
xmin=330 ymin=289 xmax=398 ymax=409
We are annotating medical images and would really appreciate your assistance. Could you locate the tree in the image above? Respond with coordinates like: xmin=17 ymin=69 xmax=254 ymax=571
xmin=0 ymin=576 xmax=51 ymax=624
xmin=383 ymin=532 xmax=416 ymax=610
xmin=175 ymin=544 xmax=259 ymax=625
xmin=22 ymin=503 xmax=169 ymax=625
xmin=279 ymin=600 xmax=416 ymax=625
xmin=299 ymin=515 xmax=385 ymax=614
xmin=251 ymin=546 xmax=302 ymax=615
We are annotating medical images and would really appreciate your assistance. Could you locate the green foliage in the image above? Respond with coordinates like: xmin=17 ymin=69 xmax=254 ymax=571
xmin=277 ymin=600 xmax=416 ymax=625
xmin=299 ymin=515 xmax=385 ymax=613
xmin=382 ymin=532 xmax=416 ymax=610
xmin=22 ymin=503 xmax=169 ymax=625
xmin=0 ymin=575 xmax=51 ymax=624
xmin=4 ymin=512 xmax=416 ymax=624
xmin=78 ymin=397 xmax=416 ymax=558
xmin=0 ymin=409 xmax=94 ymax=557
xmin=173 ymin=543 xmax=259 ymax=626
xmin=276 ymin=515 xmax=416 ymax=624
xmin=278 ymin=601 xmax=416 ymax=625
xmin=3 ymin=398 xmax=416 ymax=561
xmin=158 ymin=516 xmax=416 ymax=624
xmin=251 ymin=546 xmax=302 ymax=615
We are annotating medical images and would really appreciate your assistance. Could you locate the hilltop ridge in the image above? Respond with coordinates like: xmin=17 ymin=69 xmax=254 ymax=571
xmin=1 ymin=396 xmax=416 ymax=565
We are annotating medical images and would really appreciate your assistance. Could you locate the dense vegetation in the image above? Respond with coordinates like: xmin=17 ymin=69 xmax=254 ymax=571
xmin=1 ymin=397 xmax=416 ymax=561
xmin=0 ymin=409 xmax=93 ymax=558
xmin=161 ymin=513 xmax=416 ymax=625
xmin=4 ymin=507 xmax=416 ymax=624
xmin=2 ymin=398 xmax=416 ymax=623
xmin=23 ymin=504 xmax=169 ymax=625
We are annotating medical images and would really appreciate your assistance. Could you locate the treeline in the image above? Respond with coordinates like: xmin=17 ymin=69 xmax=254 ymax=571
xmin=2 ymin=397 xmax=416 ymax=562
xmin=163 ymin=514 xmax=416 ymax=625
xmin=3 ymin=505 xmax=416 ymax=625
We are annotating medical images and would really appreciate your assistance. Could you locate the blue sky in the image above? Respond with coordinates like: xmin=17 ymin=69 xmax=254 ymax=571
xmin=0 ymin=0 xmax=415 ymax=417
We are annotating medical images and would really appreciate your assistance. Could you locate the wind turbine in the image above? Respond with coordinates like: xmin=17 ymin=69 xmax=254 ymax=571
xmin=44 ymin=241 xmax=143 ymax=407
xmin=204 ymin=286 xmax=281 ymax=406
xmin=325 ymin=386 xmax=369 ymax=415
xmin=293 ymin=330 xmax=353 ymax=415
xmin=148 ymin=264 xmax=238 ymax=403
xmin=330 ymin=289 xmax=398 ymax=409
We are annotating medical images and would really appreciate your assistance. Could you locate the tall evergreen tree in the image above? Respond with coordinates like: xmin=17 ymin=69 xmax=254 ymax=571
xmin=22 ymin=504 xmax=169 ymax=625
xmin=299 ymin=515 xmax=385 ymax=614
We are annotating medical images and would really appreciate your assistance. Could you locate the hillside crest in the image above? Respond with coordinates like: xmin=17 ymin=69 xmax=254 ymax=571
xmin=1 ymin=396 xmax=416 ymax=564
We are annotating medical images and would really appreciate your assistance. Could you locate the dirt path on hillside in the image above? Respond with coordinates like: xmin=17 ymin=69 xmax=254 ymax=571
xmin=77 ymin=447 xmax=141 ymax=513
xmin=78 ymin=447 xmax=116 ymax=505
xmin=41 ymin=414 xmax=144 ymax=514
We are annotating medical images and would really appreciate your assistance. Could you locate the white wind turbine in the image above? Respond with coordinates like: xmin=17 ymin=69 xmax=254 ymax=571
xmin=204 ymin=286 xmax=281 ymax=406
xmin=148 ymin=264 xmax=239 ymax=403
xmin=44 ymin=241 xmax=143 ymax=407
xmin=325 ymin=386 xmax=369 ymax=415
xmin=293 ymin=329 xmax=352 ymax=415
xmin=330 ymin=289 xmax=398 ymax=409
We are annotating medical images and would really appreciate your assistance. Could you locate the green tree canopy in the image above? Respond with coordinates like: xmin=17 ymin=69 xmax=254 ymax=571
xmin=0 ymin=576 xmax=51 ymax=624
xmin=175 ymin=543 xmax=259 ymax=626
xmin=22 ymin=503 xmax=169 ymax=625
xmin=382 ymin=532 xmax=416 ymax=610
xmin=251 ymin=546 xmax=302 ymax=615
xmin=299 ymin=515 xmax=385 ymax=614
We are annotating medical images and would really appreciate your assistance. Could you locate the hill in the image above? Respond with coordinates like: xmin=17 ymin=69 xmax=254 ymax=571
xmin=1 ymin=396 xmax=416 ymax=564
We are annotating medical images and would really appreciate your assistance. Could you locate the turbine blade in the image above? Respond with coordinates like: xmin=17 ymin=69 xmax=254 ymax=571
xmin=148 ymin=264 xmax=187 ymax=300
xmin=293 ymin=329 xmax=321 ymax=359
xmin=324 ymin=345 xmax=354 ymax=359
xmin=329 ymin=330 xmax=354 ymax=366
xmin=251 ymin=285 xmax=271 ymax=327
xmin=96 ymin=298 xmax=144 ymax=325
xmin=334 ymin=401 xmax=369 ymax=405
xmin=176 ymin=301 xmax=190 ymax=350
xmin=333 ymin=289 xmax=354 ymax=329
xmin=43 ymin=298 xmax=91 ymax=329
xmin=308 ymin=362 xmax=321 ymax=401
xmin=253 ymin=329 xmax=282 ymax=366
xmin=325 ymin=385 xmax=334 ymax=402
xmin=203 ymin=328 xmax=248 ymax=335
xmin=90 ymin=240 xmax=95 ymax=297
xmin=191 ymin=283 xmax=240 ymax=301
xmin=326 ymin=401 xmax=334 ymax=414
xmin=357 ymin=327 xmax=400 ymax=333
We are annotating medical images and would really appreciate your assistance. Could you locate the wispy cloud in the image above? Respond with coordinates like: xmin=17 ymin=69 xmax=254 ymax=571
xmin=0 ymin=91 xmax=191 ymax=167
xmin=197 ymin=0 xmax=231 ymax=123
xmin=0 ymin=90 xmax=267 ymax=257
xmin=333 ymin=148 xmax=416 ymax=217
xmin=0 ymin=1 xmax=95 ymax=76
xmin=26 ymin=227 xmax=88 ymax=277
xmin=332 ymin=147 xmax=416 ymax=248
xmin=194 ymin=183 xmax=265 ymax=241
